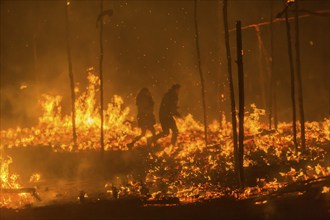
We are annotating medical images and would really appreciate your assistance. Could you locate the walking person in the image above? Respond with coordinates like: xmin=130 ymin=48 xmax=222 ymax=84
xmin=128 ymin=88 xmax=156 ymax=148
xmin=152 ymin=84 xmax=181 ymax=146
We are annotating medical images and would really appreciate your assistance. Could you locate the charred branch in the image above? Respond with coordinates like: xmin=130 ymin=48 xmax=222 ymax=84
xmin=229 ymin=9 xmax=330 ymax=32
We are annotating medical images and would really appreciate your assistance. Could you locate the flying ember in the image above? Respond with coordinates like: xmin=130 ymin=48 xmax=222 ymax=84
xmin=1 ymin=72 xmax=329 ymax=209
xmin=1 ymin=0 xmax=329 ymax=219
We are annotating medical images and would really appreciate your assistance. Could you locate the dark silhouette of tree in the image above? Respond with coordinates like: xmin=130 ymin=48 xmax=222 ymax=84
xmin=285 ymin=7 xmax=298 ymax=150
xmin=64 ymin=0 xmax=77 ymax=149
xmin=99 ymin=0 xmax=105 ymax=158
xmin=97 ymin=2 xmax=113 ymax=158
xmin=294 ymin=0 xmax=306 ymax=149
xmin=269 ymin=0 xmax=276 ymax=130
xmin=193 ymin=0 xmax=208 ymax=147
xmin=236 ymin=21 xmax=245 ymax=188
xmin=222 ymin=0 xmax=239 ymax=183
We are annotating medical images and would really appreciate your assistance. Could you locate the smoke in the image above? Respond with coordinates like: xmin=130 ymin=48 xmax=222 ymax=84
xmin=1 ymin=0 xmax=329 ymax=129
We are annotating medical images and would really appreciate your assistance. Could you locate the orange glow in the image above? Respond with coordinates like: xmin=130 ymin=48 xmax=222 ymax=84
xmin=0 ymin=71 xmax=329 ymax=208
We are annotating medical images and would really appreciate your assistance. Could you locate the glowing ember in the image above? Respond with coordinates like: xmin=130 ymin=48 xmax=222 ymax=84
xmin=29 ymin=173 xmax=41 ymax=183
xmin=321 ymin=186 xmax=329 ymax=194
xmin=0 ymin=72 xmax=329 ymax=208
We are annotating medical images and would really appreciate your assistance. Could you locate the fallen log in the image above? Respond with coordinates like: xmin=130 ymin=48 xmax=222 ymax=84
xmin=253 ymin=175 xmax=330 ymax=204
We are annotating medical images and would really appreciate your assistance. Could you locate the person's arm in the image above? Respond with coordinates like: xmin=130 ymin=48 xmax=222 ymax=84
xmin=174 ymin=109 xmax=181 ymax=118
xmin=172 ymin=95 xmax=181 ymax=117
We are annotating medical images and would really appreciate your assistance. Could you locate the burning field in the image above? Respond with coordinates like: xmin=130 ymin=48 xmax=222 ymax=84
xmin=1 ymin=72 xmax=329 ymax=219
xmin=1 ymin=0 xmax=330 ymax=219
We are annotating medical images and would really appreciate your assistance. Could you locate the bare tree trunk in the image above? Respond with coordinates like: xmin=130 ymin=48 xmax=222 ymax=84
xmin=274 ymin=89 xmax=278 ymax=130
xmin=285 ymin=9 xmax=298 ymax=150
xmin=223 ymin=0 xmax=239 ymax=182
xmin=294 ymin=0 xmax=306 ymax=149
xmin=65 ymin=0 xmax=77 ymax=149
xmin=194 ymin=0 xmax=208 ymax=147
xmin=32 ymin=3 xmax=41 ymax=79
xmin=99 ymin=0 xmax=105 ymax=158
xmin=32 ymin=1 xmax=42 ymax=97
xmin=32 ymin=34 xmax=39 ymax=75
xmin=217 ymin=1 xmax=224 ymax=128
xmin=236 ymin=21 xmax=245 ymax=188
xmin=255 ymin=25 xmax=268 ymax=111
xmin=269 ymin=0 xmax=275 ymax=130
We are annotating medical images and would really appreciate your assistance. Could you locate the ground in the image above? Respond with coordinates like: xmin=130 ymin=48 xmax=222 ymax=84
xmin=1 ymin=192 xmax=329 ymax=220
xmin=1 ymin=146 xmax=329 ymax=220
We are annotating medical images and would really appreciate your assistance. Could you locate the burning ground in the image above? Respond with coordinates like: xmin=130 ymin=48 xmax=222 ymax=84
xmin=0 ymin=73 xmax=329 ymax=219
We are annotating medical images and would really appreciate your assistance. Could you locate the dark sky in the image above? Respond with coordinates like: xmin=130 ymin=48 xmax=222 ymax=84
xmin=1 ymin=0 xmax=329 ymax=128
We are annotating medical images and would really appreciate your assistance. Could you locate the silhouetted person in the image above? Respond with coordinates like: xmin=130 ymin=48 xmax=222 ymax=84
xmin=111 ymin=185 xmax=118 ymax=199
xmin=139 ymin=181 xmax=151 ymax=199
xmin=128 ymin=88 xmax=156 ymax=148
xmin=153 ymin=84 xmax=181 ymax=146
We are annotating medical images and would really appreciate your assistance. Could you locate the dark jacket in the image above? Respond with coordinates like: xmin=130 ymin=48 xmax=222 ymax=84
xmin=136 ymin=93 xmax=154 ymax=115
xmin=136 ymin=92 xmax=155 ymax=127
xmin=159 ymin=89 xmax=180 ymax=119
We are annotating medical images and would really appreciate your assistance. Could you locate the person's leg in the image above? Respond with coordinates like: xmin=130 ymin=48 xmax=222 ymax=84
xmin=160 ymin=119 xmax=170 ymax=138
xmin=134 ymin=128 xmax=146 ymax=142
xmin=150 ymin=126 xmax=156 ymax=137
xmin=169 ymin=118 xmax=179 ymax=145
xmin=128 ymin=128 xmax=146 ymax=148
xmin=152 ymin=119 xmax=170 ymax=143
xmin=147 ymin=126 xmax=157 ymax=146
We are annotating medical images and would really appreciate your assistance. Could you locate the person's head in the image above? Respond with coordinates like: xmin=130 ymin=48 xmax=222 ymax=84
xmin=171 ymin=84 xmax=181 ymax=94
xmin=140 ymin=87 xmax=150 ymax=96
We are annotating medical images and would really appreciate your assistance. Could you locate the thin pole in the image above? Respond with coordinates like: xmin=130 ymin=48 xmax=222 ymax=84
xmin=217 ymin=1 xmax=224 ymax=127
xmin=223 ymin=0 xmax=239 ymax=181
xmin=65 ymin=0 xmax=77 ymax=149
xmin=33 ymin=1 xmax=40 ymax=78
xmin=294 ymin=0 xmax=306 ymax=149
xmin=194 ymin=0 xmax=208 ymax=146
xmin=285 ymin=9 xmax=298 ymax=150
xmin=255 ymin=25 xmax=268 ymax=111
xmin=269 ymin=0 xmax=275 ymax=130
xmin=99 ymin=0 xmax=105 ymax=158
xmin=274 ymin=88 xmax=278 ymax=130
xmin=236 ymin=21 xmax=245 ymax=188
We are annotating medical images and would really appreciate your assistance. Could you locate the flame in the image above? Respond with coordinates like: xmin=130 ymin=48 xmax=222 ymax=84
xmin=1 ymin=156 xmax=19 ymax=189
xmin=0 ymin=70 xmax=329 ymax=207
xmin=0 ymin=156 xmax=34 ymax=208
xmin=29 ymin=173 xmax=41 ymax=183
xmin=321 ymin=186 xmax=329 ymax=194
xmin=1 ymin=71 xmax=136 ymax=151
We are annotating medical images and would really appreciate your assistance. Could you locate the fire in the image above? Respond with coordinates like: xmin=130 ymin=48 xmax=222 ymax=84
xmin=1 ymin=156 xmax=19 ymax=189
xmin=1 ymin=71 xmax=136 ymax=151
xmin=0 ymin=156 xmax=35 ymax=208
xmin=29 ymin=173 xmax=41 ymax=183
xmin=322 ymin=186 xmax=330 ymax=194
xmin=0 ymin=71 xmax=329 ymax=208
